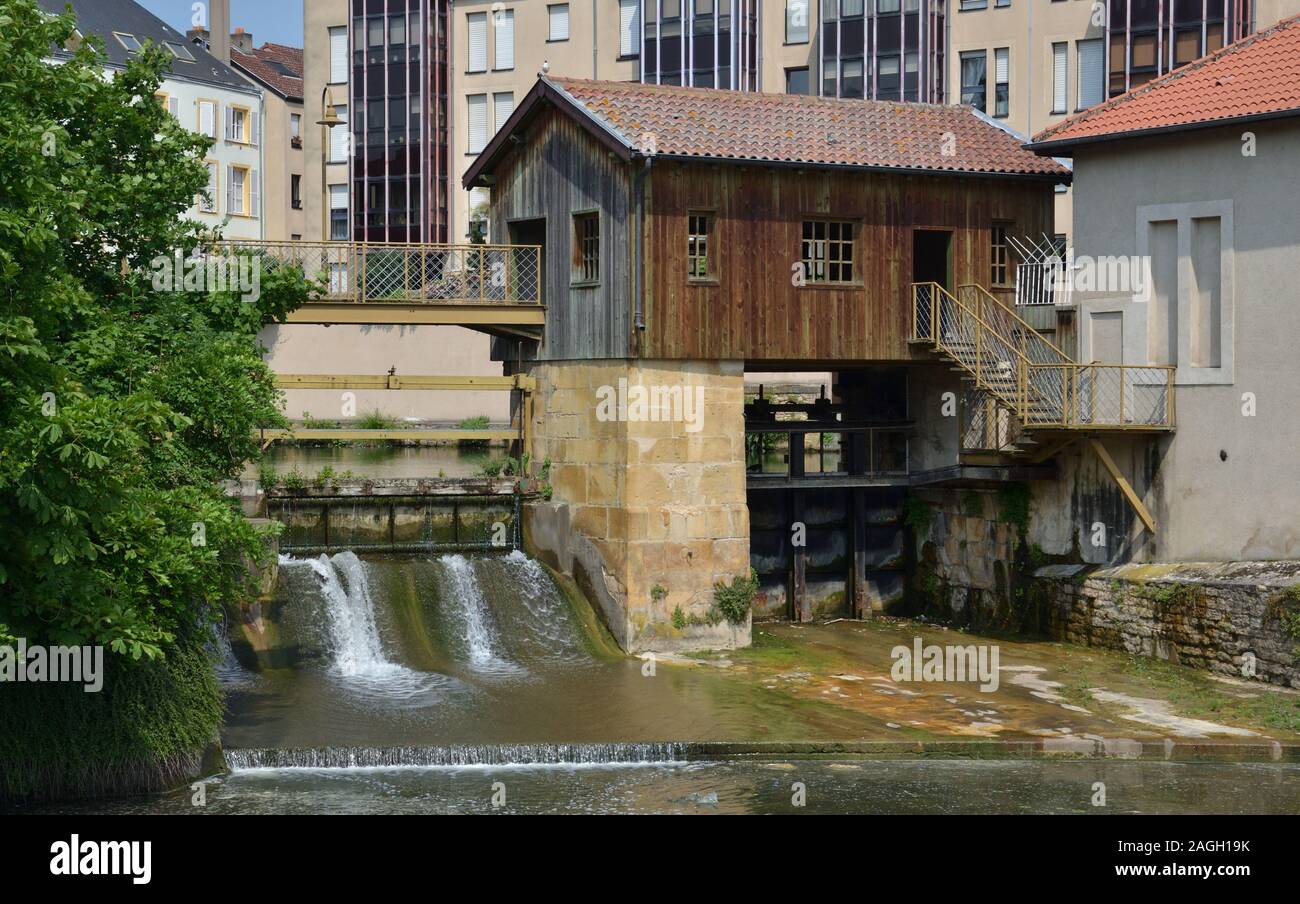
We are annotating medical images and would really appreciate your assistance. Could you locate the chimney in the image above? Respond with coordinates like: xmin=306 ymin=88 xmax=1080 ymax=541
xmin=186 ymin=26 xmax=210 ymax=48
xmin=207 ymin=0 xmax=231 ymax=62
xmin=231 ymin=27 xmax=253 ymax=54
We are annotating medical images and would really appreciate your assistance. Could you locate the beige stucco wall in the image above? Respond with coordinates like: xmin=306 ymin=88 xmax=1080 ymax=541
xmin=257 ymin=322 xmax=509 ymax=421
xmin=1064 ymin=119 xmax=1300 ymax=561
xmin=303 ymin=0 xmax=349 ymax=243
xmin=257 ymin=87 xmax=307 ymax=241
xmin=524 ymin=358 xmax=752 ymax=653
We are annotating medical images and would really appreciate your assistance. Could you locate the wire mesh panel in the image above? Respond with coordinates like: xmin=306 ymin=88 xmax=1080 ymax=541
xmin=215 ymin=241 xmax=543 ymax=305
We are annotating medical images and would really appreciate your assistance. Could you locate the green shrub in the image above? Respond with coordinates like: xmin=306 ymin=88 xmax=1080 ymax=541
xmin=711 ymin=569 xmax=758 ymax=626
xmin=458 ymin=415 xmax=491 ymax=449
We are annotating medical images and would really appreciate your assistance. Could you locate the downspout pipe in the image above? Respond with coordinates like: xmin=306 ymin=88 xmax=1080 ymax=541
xmin=632 ymin=154 xmax=652 ymax=339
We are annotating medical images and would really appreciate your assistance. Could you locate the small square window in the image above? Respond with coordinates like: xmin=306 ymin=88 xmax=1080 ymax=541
xmin=115 ymin=33 xmax=142 ymax=52
xmin=991 ymin=222 xmax=1012 ymax=286
xmin=801 ymin=220 xmax=855 ymax=284
xmin=166 ymin=42 xmax=195 ymax=62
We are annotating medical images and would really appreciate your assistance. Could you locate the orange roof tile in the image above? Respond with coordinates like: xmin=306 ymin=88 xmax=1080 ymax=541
xmin=1031 ymin=13 xmax=1300 ymax=150
xmin=546 ymin=78 xmax=1068 ymax=179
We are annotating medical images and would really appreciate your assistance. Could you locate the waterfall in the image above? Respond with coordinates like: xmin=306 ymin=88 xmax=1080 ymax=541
xmin=226 ymin=742 xmax=691 ymax=771
xmin=282 ymin=551 xmax=443 ymax=701
xmin=436 ymin=553 xmax=510 ymax=669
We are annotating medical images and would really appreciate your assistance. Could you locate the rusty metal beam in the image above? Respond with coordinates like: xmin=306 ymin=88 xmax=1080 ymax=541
xmin=274 ymin=374 xmax=535 ymax=391
xmin=284 ymin=303 xmax=546 ymax=328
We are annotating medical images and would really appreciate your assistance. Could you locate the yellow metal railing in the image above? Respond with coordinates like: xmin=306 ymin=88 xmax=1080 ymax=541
xmin=208 ymin=240 xmax=543 ymax=305
xmin=911 ymin=282 xmax=1174 ymax=431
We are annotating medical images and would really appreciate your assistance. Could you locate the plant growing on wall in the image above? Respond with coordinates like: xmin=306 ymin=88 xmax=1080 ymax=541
xmin=711 ymin=570 xmax=759 ymax=626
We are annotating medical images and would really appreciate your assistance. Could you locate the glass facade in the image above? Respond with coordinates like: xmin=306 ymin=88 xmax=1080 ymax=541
xmin=350 ymin=0 xmax=450 ymax=244
xmin=641 ymin=0 xmax=761 ymax=90
xmin=1106 ymin=0 xmax=1251 ymax=97
xmin=819 ymin=0 xmax=945 ymax=102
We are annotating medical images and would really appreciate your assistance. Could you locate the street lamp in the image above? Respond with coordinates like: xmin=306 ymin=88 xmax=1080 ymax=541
xmin=317 ymin=86 xmax=341 ymax=242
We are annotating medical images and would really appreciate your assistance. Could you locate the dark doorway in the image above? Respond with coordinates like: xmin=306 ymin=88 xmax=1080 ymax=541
xmin=912 ymin=230 xmax=953 ymax=341
xmin=508 ymin=217 xmax=546 ymax=304
xmin=912 ymin=229 xmax=952 ymax=289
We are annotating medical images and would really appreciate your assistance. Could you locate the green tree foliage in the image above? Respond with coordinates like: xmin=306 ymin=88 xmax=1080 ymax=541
xmin=0 ymin=1 xmax=309 ymax=660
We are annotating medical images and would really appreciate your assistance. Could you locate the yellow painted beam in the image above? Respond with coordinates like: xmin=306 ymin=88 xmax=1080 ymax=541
xmin=285 ymin=303 xmax=545 ymax=327
xmin=1088 ymin=438 xmax=1157 ymax=534
xmin=258 ymin=429 xmax=517 ymax=443
xmin=274 ymin=374 xmax=535 ymax=391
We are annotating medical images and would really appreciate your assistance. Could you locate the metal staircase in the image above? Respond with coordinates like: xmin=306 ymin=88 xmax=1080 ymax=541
xmin=911 ymin=282 xmax=1175 ymax=456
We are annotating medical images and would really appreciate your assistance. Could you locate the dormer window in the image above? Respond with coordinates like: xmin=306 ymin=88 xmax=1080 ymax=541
xmin=114 ymin=32 xmax=142 ymax=52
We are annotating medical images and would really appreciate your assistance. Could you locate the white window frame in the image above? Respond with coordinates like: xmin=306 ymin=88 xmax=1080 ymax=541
xmin=1051 ymin=43 xmax=1068 ymax=115
xmin=467 ymin=12 xmax=488 ymax=73
xmin=467 ymin=93 xmax=488 ymax=154
xmin=329 ymin=104 xmax=349 ymax=163
xmin=548 ymin=3 xmax=570 ymax=42
xmin=329 ymin=27 xmax=348 ymax=84
xmin=494 ymin=9 xmax=515 ymax=71
xmin=619 ymin=0 xmax=641 ymax=59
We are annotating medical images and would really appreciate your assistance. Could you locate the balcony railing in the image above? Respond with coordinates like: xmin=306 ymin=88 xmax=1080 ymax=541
xmin=209 ymin=240 xmax=542 ymax=305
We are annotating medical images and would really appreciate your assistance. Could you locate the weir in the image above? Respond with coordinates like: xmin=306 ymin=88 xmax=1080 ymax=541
xmin=263 ymin=479 xmax=526 ymax=554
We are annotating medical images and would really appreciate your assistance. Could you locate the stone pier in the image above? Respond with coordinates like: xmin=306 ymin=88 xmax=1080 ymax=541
xmin=523 ymin=358 xmax=751 ymax=653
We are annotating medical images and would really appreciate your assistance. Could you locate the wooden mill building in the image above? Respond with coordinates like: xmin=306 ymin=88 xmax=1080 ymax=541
xmin=465 ymin=77 xmax=1078 ymax=651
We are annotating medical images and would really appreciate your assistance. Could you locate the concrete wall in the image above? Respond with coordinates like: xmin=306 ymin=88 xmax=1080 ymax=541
xmin=254 ymin=85 xmax=306 ymax=241
xmin=523 ymin=358 xmax=751 ymax=653
xmin=257 ymin=322 xmax=509 ymax=422
xmin=1068 ymin=119 xmax=1300 ymax=561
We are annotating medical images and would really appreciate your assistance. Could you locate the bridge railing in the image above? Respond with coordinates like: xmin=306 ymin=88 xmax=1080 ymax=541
xmin=208 ymin=240 xmax=542 ymax=305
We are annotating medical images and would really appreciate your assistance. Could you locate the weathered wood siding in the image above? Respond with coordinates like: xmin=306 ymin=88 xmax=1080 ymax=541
xmin=643 ymin=161 xmax=1055 ymax=363
xmin=488 ymin=107 xmax=633 ymax=361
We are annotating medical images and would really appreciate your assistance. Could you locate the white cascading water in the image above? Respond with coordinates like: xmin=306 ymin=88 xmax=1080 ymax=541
xmin=305 ymin=551 xmax=399 ymax=678
xmin=437 ymin=554 xmax=503 ymax=666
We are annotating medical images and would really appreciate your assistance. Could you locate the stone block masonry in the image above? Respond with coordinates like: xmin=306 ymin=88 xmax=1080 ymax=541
xmin=523 ymin=359 xmax=751 ymax=653
xmin=1037 ymin=562 xmax=1300 ymax=690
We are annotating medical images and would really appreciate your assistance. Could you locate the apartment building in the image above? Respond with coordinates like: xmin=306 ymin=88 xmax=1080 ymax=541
xmin=228 ymin=32 xmax=308 ymax=241
xmin=307 ymin=1 xmax=1300 ymax=249
xmin=40 ymin=0 xmax=266 ymax=240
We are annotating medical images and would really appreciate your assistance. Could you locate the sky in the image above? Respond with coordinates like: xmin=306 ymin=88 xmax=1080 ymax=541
xmin=136 ymin=0 xmax=304 ymax=49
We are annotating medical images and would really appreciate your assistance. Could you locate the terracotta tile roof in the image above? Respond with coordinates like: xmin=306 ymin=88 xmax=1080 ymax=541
xmin=230 ymin=42 xmax=304 ymax=101
xmin=1032 ymin=14 xmax=1300 ymax=150
xmin=547 ymin=77 xmax=1069 ymax=179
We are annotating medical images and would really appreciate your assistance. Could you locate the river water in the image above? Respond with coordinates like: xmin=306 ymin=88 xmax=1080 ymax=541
xmin=26 ymin=549 xmax=1298 ymax=815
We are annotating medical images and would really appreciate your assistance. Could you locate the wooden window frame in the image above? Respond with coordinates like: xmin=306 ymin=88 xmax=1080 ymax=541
xmin=800 ymin=218 xmax=859 ymax=286
xmin=571 ymin=210 xmax=600 ymax=287
xmin=687 ymin=210 xmax=718 ymax=284
xmin=991 ymin=221 xmax=1013 ymax=287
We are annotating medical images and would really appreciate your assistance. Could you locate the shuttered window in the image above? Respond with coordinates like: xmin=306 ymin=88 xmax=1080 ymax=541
xmin=198 ymin=100 xmax=216 ymax=138
xmin=1052 ymin=43 xmax=1067 ymax=114
xmin=227 ymin=165 xmax=246 ymax=215
xmin=249 ymin=168 xmax=260 ymax=218
xmin=494 ymin=9 xmax=514 ymax=70
xmin=467 ymin=13 xmax=487 ymax=72
xmin=467 ymin=94 xmax=488 ymax=153
xmin=994 ymin=47 xmax=1009 ymax=118
xmin=619 ymin=0 xmax=640 ymax=58
xmin=548 ymin=4 xmax=569 ymax=41
xmin=329 ymin=27 xmax=347 ymax=83
xmin=493 ymin=92 xmax=515 ymax=135
xmin=1077 ymin=38 xmax=1104 ymax=109
xmin=330 ymin=105 xmax=348 ymax=162
xmin=329 ymin=184 xmax=349 ymax=241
